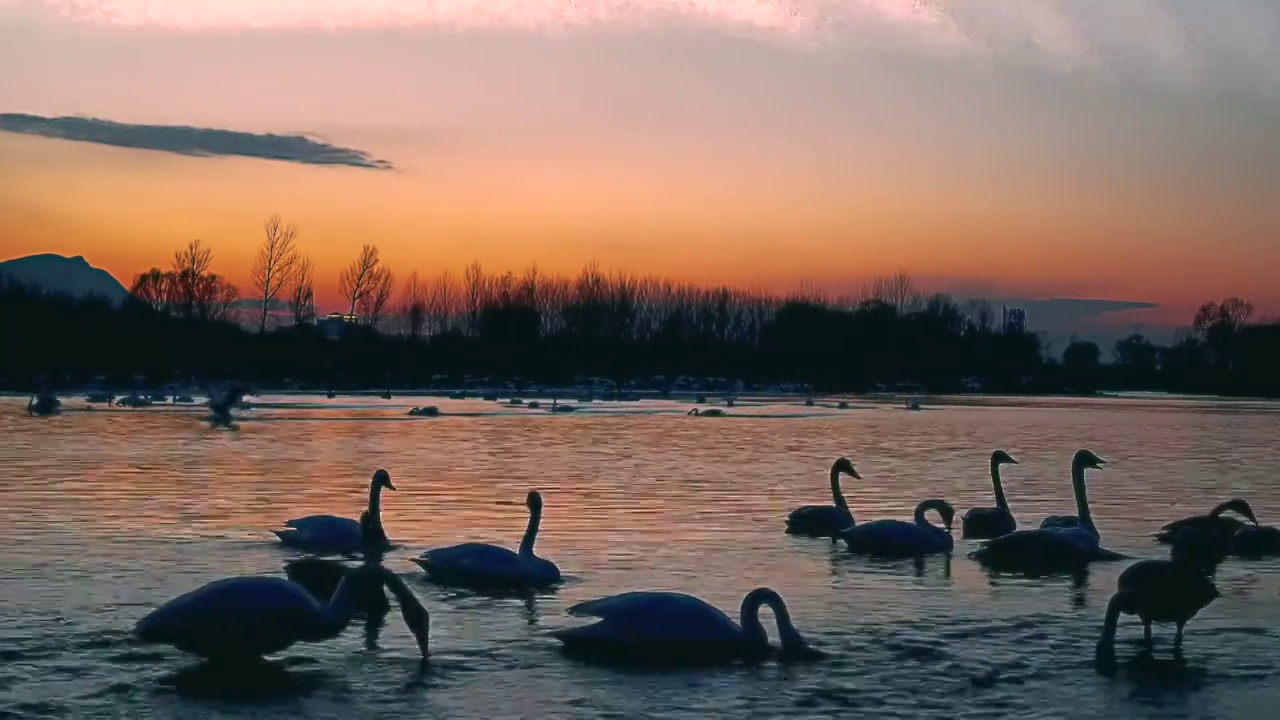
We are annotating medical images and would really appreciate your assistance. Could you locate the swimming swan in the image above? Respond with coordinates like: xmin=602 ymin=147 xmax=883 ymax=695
xmin=1037 ymin=449 xmax=1112 ymax=547
xmin=1095 ymin=528 xmax=1219 ymax=670
xmin=1231 ymin=522 xmax=1280 ymax=558
xmin=133 ymin=563 xmax=429 ymax=662
xmin=408 ymin=406 xmax=440 ymax=417
xmin=27 ymin=393 xmax=61 ymax=416
xmin=784 ymin=458 xmax=860 ymax=538
xmin=414 ymin=490 xmax=561 ymax=590
xmin=273 ymin=469 xmax=396 ymax=555
xmin=1155 ymin=499 xmax=1257 ymax=544
xmin=550 ymin=587 xmax=822 ymax=664
xmin=688 ymin=408 xmax=727 ymax=417
xmin=961 ymin=450 xmax=1019 ymax=539
xmin=839 ymin=499 xmax=955 ymax=557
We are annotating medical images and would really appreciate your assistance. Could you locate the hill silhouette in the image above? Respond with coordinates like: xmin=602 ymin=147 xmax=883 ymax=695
xmin=0 ymin=254 xmax=129 ymax=306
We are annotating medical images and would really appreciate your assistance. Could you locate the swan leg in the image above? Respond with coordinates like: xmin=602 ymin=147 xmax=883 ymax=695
xmin=1174 ymin=621 xmax=1185 ymax=650
xmin=1142 ymin=621 xmax=1152 ymax=646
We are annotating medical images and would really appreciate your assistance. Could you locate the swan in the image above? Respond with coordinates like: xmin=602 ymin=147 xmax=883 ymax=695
xmin=206 ymin=383 xmax=251 ymax=428
xmin=784 ymin=457 xmax=860 ymax=538
xmin=173 ymin=394 xmax=195 ymax=404
xmin=549 ymin=399 xmax=576 ymax=413
xmin=1038 ymin=449 xmax=1108 ymax=542
xmin=550 ymin=588 xmax=822 ymax=665
xmin=688 ymin=408 xmax=726 ymax=417
xmin=961 ymin=450 xmax=1020 ymax=539
xmin=526 ymin=401 xmax=542 ymax=409
xmin=133 ymin=563 xmax=429 ymax=662
xmin=1231 ymin=522 xmax=1280 ymax=558
xmin=284 ymin=556 xmax=391 ymax=616
xmin=273 ymin=469 xmax=396 ymax=555
xmin=414 ymin=490 xmax=561 ymax=590
xmin=1094 ymin=528 xmax=1220 ymax=669
xmin=408 ymin=406 xmax=439 ymax=417
xmin=1155 ymin=499 xmax=1257 ymax=544
xmin=839 ymin=499 xmax=955 ymax=557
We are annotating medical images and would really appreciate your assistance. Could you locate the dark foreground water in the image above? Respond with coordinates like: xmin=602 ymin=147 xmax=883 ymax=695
xmin=2 ymin=394 xmax=1279 ymax=719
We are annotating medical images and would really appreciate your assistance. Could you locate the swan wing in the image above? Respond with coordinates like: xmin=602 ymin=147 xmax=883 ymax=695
xmin=421 ymin=542 xmax=519 ymax=569
xmin=135 ymin=576 xmax=321 ymax=651
xmin=841 ymin=519 xmax=950 ymax=555
xmin=564 ymin=592 xmax=741 ymax=643
xmin=1039 ymin=515 xmax=1080 ymax=531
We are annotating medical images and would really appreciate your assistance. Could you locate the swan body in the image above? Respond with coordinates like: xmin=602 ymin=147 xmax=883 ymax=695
xmin=961 ymin=450 xmax=1019 ymax=539
xmin=549 ymin=399 xmax=576 ymax=413
xmin=408 ymin=406 xmax=440 ymax=417
xmin=415 ymin=490 xmax=561 ymax=590
xmin=688 ymin=408 xmax=726 ymax=417
xmin=206 ymin=383 xmax=251 ymax=428
xmin=116 ymin=394 xmax=151 ymax=408
xmin=1231 ymin=524 xmax=1280 ymax=558
xmin=134 ymin=563 xmax=429 ymax=661
xmin=27 ymin=393 xmax=61 ymax=416
xmin=284 ymin=557 xmax=390 ymax=615
xmin=785 ymin=458 xmax=860 ymax=537
xmin=972 ymin=450 xmax=1124 ymax=571
xmin=273 ymin=470 xmax=395 ymax=555
xmin=839 ymin=499 xmax=955 ymax=557
xmin=1095 ymin=529 xmax=1220 ymax=668
xmin=550 ymin=588 xmax=818 ymax=664
xmin=1155 ymin=499 xmax=1257 ymax=544
xmin=173 ymin=394 xmax=195 ymax=404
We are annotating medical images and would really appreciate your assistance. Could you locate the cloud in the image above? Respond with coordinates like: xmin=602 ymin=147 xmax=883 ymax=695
xmin=0 ymin=113 xmax=393 ymax=169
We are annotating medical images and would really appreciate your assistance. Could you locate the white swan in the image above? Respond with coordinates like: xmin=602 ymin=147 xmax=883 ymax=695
xmin=838 ymin=499 xmax=955 ymax=557
xmin=960 ymin=450 xmax=1020 ymax=539
xmin=551 ymin=588 xmax=822 ymax=664
xmin=273 ymin=469 xmax=395 ymax=555
xmin=133 ymin=563 xmax=429 ymax=662
xmin=414 ymin=490 xmax=561 ymax=590
xmin=784 ymin=457 xmax=860 ymax=537
xmin=1039 ymin=449 xmax=1109 ymax=547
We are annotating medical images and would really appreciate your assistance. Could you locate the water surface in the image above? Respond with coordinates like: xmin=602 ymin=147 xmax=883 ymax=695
xmin=2 ymin=394 xmax=1279 ymax=719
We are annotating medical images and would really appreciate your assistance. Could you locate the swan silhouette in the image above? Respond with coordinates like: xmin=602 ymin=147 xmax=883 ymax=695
xmin=133 ymin=563 xmax=429 ymax=662
xmin=1155 ymin=499 xmax=1257 ymax=544
xmin=408 ymin=406 xmax=440 ymax=417
xmin=273 ymin=469 xmax=396 ymax=555
xmin=550 ymin=588 xmax=822 ymax=665
xmin=1095 ymin=528 xmax=1220 ymax=670
xmin=839 ymin=499 xmax=955 ymax=557
xmin=27 ymin=392 xmax=61 ymax=416
xmin=688 ymin=408 xmax=727 ymax=417
xmin=784 ymin=458 xmax=860 ymax=538
xmin=414 ymin=490 xmax=561 ymax=590
xmin=1231 ymin=522 xmax=1280 ymax=558
xmin=961 ymin=450 xmax=1020 ymax=539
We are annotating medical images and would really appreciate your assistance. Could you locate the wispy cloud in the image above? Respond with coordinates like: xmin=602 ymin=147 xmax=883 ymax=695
xmin=0 ymin=113 xmax=392 ymax=169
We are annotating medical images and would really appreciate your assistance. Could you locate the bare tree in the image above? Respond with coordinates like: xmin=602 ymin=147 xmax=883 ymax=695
xmin=868 ymin=271 xmax=920 ymax=314
xmin=289 ymin=256 xmax=316 ymax=325
xmin=249 ymin=214 xmax=301 ymax=332
xmin=339 ymin=244 xmax=383 ymax=318
xmin=358 ymin=267 xmax=396 ymax=329
xmin=964 ymin=298 xmax=995 ymax=333
xmin=462 ymin=260 xmax=487 ymax=336
xmin=130 ymin=268 xmax=173 ymax=314
xmin=399 ymin=271 xmax=428 ymax=340
xmin=171 ymin=239 xmax=213 ymax=319
xmin=428 ymin=270 xmax=456 ymax=335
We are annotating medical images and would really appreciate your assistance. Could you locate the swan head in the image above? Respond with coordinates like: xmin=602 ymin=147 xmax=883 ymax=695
xmin=1073 ymin=449 xmax=1106 ymax=471
xmin=991 ymin=450 xmax=1019 ymax=466
xmin=1219 ymin=498 xmax=1258 ymax=525
xmin=373 ymin=469 xmax=396 ymax=491
xmin=833 ymin=457 xmax=861 ymax=480
xmin=526 ymin=490 xmax=543 ymax=512
xmin=922 ymin=499 xmax=956 ymax=531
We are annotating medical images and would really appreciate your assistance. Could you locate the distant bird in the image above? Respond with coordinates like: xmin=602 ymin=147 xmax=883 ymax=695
xmin=27 ymin=391 xmax=61 ymax=416
xmin=133 ymin=563 xmax=429 ymax=662
xmin=273 ymin=469 xmax=396 ymax=556
xmin=687 ymin=408 xmax=726 ymax=417
xmin=784 ymin=457 xmax=860 ymax=538
xmin=526 ymin=401 xmax=542 ymax=409
xmin=85 ymin=390 xmax=114 ymax=404
xmin=550 ymin=588 xmax=822 ymax=665
xmin=839 ymin=499 xmax=955 ymax=557
xmin=961 ymin=450 xmax=1021 ymax=539
xmin=549 ymin=399 xmax=576 ymax=413
xmin=407 ymin=406 xmax=440 ymax=417
xmin=1095 ymin=528 xmax=1220 ymax=670
xmin=207 ymin=383 xmax=251 ymax=429
xmin=414 ymin=490 xmax=561 ymax=590
xmin=1155 ymin=499 xmax=1257 ymax=544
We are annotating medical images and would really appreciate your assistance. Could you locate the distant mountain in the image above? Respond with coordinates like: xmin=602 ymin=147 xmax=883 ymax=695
xmin=0 ymin=253 xmax=130 ymax=306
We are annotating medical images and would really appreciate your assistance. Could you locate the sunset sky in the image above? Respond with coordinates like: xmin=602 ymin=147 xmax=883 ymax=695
xmin=2 ymin=1 xmax=1278 ymax=339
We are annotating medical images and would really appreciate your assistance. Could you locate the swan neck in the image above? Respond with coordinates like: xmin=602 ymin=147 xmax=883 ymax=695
xmin=913 ymin=500 xmax=945 ymax=529
xmin=313 ymin=567 xmax=364 ymax=639
xmin=1072 ymin=458 xmax=1097 ymax=535
xmin=990 ymin=457 xmax=1009 ymax=511
xmin=1098 ymin=592 xmax=1124 ymax=649
xmin=368 ymin=480 xmax=383 ymax=518
xmin=741 ymin=589 xmax=804 ymax=650
xmin=519 ymin=503 xmax=542 ymax=557
xmin=829 ymin=466 xmax=848 ymax=509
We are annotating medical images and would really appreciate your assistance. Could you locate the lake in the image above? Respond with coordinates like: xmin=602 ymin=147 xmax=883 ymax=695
xmin=2 ymin=394 xmax=1279 ymax=719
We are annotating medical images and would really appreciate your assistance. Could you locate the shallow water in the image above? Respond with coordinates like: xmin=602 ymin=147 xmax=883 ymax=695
xmin=3 ymin=394 xmax=1280 ymax=719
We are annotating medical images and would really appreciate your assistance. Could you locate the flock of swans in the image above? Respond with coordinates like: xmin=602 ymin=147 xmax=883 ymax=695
xmin=124 ymin=447 xmax=1280 ymax=677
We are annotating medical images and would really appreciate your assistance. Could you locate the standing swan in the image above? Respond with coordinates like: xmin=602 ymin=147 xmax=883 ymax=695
xmin=1095 ymin=528 xmax=1220 ymax=671
xmin=961 ymin=450 xmax=1020 ymax=539
xmin=414 ymin=490 xmax=561 ymax=590
xmin=1155 ymin=499 xmax=1257 ymax=544
xmin=133 ymin=563 xmax=430 ymax=662
xmin=550 ymin=588 xmax=822 ymax=665
xmin=838 ymin=499 xmax=955 ymax=557
xmin=273 ymin=469 xmax=396 ymax=555
xmin=784 ymin=458 xmax=860 ymax=538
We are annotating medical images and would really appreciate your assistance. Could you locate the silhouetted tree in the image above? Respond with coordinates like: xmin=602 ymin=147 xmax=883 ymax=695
xmin=399 ymin=271 xmax=427 ymax=340
xmin=250 ymin=214 xmax=300 ymax=332
xmin=339 ymin=244 xmax=384 ymax=319
xmin=289 ymin=256 xmax=316 ymax=325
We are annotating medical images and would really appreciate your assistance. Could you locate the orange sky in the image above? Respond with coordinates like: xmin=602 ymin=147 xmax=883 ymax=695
xmin=3 ymin=2 xmax=1279 ymax=326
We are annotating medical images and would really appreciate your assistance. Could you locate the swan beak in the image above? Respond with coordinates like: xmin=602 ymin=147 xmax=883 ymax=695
xmin=1007 ymin=458 xmax=1020 ymax=465
xmin=850 ymin=469 xmax=862 ymax=480
xmin=386 ymin=480 xmax=397 ymax=491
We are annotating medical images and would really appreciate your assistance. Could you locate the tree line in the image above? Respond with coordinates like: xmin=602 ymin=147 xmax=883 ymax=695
xmin=2 ymin=215 xmax=1276 ymax=397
